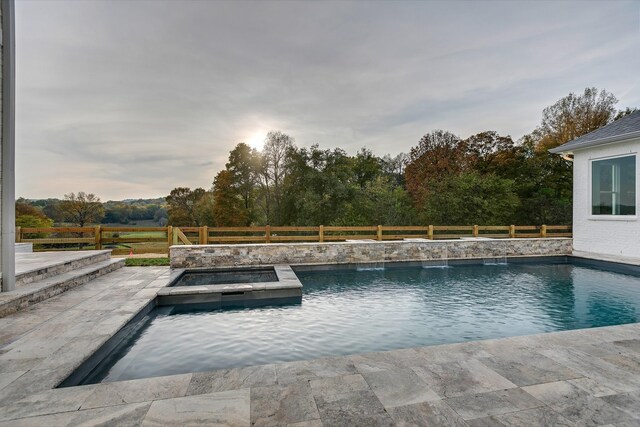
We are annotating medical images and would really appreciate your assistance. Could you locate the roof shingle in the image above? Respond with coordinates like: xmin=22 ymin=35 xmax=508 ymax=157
xmin=549 ymin=110 xmax=640 ymax=153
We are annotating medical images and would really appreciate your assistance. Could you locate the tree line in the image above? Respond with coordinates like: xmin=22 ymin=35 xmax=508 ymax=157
xmin=166 ymin=88 xmax=635 ymax=227
xmin=16 ymin=87 xmax=636 ymax=228
xmin=16 ymin=195 xmax=167 ymax=228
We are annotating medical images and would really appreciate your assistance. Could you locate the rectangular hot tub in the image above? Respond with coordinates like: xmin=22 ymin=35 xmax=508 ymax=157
xmin=156 ymin=264 xmax=302 ymax=308
xmin=173 ymin=266 xmax=278 ymax=286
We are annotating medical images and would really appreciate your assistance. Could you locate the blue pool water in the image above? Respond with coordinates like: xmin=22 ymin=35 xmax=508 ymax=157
xmin=85 ymin=261 xmax=640 ymax=383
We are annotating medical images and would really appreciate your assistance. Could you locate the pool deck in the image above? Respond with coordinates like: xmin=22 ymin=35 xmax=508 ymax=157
xmin=1 ymin=266 xmax=640 ymax=425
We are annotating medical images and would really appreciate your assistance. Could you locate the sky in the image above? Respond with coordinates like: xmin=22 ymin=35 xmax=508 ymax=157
xmin=16 ymin=0 xmax=640 ymax=201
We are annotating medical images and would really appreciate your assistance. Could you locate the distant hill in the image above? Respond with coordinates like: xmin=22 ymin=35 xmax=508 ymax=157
xmin=23 ymin=197 xmax=168 ymax=226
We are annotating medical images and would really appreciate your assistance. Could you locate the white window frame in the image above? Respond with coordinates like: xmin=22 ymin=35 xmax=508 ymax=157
xmin=588 ymin=152 xmax=638 ymax=221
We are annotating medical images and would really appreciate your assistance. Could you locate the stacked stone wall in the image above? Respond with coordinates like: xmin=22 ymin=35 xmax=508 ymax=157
xmin=170 ymin=238 xmax=573 ymax=269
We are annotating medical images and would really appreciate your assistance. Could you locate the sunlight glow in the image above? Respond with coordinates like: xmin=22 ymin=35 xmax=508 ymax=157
xmin=246 ymin=132 xmax=265 ymax=151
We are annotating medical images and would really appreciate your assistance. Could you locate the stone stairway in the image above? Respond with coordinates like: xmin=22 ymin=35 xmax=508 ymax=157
xmin=0 ymin=251 xmax=125 ymax=317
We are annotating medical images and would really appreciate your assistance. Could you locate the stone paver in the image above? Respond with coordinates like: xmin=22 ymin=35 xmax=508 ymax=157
xmin=523 ymin=380 xmax=634 ymax=426
xmin=251 ymin=382 xmax=319 ymax=426
xmin=313 ymin=389 xmax=394 ymax=427
xmin=361 ymin=368 xmax=440 ymax=408
xmin=142 ymin=389 xmax=250 ymax=427
xmin=388 ymin=400 xmax=468 ymax=427
xmin=0 ymin=261 xmax=639 ymax=425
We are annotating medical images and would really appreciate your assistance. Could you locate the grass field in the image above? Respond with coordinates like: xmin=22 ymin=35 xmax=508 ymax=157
xmin=105 ymin=242 xmax=168 ymax=255
xmin=124 ymin=257 xmax=170 ymax=267
xmin=100 ymin=220 xmax=161 ymax=228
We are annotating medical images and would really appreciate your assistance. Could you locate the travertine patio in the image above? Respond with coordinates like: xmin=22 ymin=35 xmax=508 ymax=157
xmin=0 ymin=265 xmax=640 ymax=426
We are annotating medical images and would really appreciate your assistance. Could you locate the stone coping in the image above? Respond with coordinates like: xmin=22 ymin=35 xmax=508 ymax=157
xmin=15 ymin=250 xmax=112 ymax=277
xmin=573 ymin=250 xmax=640 ymax=266
xmin=0 ymin=258 xmax=125 ymax=318
xmin=157 ymin=265 xmax=302 ymax=296
xmin=173 ymin=237 xmax=570 ymax=249
xmin=15 ymin=243 xmax=33 ymax=254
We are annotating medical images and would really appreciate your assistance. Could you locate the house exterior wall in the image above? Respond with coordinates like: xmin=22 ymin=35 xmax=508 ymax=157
xmin=572 ymin=138 xmax=640 ymax=258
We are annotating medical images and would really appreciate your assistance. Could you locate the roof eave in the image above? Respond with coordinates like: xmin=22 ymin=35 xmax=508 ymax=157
xmin=549 ymin=130 xmax=640 ymax=154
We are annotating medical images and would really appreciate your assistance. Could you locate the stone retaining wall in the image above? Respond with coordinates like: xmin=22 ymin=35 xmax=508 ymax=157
xmin=170 ymin=238 xmax=572 ymax=269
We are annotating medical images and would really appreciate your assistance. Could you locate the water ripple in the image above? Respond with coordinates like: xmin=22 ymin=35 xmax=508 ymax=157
xmin=98 ymin=264 xmax=640 ymax=382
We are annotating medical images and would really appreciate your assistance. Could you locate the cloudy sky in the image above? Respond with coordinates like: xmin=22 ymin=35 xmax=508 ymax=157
xmin=16 ymin=0 xmax=640 ymax=201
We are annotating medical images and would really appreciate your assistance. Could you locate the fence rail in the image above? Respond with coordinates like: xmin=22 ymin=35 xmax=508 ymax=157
xmin=15 ymin=224 xmax=572 ymax=255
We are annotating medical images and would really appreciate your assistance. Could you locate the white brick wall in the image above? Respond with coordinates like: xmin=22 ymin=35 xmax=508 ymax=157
xmin=572 ymin=138 xmax=640 ymax=258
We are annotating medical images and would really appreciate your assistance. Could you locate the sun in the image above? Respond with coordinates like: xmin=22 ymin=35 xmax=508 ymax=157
xmin=246 ymin=132 xmax=265 ymax=151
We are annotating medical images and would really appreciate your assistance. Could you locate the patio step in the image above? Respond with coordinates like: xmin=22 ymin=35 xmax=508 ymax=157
xmin=0 ymin=258 xmax=125 ymax=318
xmin=15 ymin=250 xmax=112 ymax=287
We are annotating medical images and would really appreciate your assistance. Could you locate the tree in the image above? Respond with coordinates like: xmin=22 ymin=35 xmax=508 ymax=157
xmin=464 ymin=131 xmax=517 ymax=175
xmin=280 ymin=145 xmax=358 ymax=225
xmin=515 ymin=87 xmax=618 ymax=224
xmin=59 ymin=192 xmax=105 ymax=226
xmin=15 ymin=199 xmax=53 ymax=228
xmin=511 ymin=136 xmax=573 ymax=224
xmin=212 ymin=170 xmax=248 ymax=226
xmin=153 ymin=207 xmax=168 ymax=226
xmin=194 ymin=192 xmax=216 ymax=227
xmin=337 ymin=176 xmax=415 ymax=226
xmin=165 ymin=187 xmax=207 ymax=226
xmin=404 ymin=130 xmax=468 ymax=206
xmin=536 ymin=87 xmax=617 ymax=152
xmin=381 ymin=153 xmax=407 ymax=185
xmin=260 ymin=131 xmax=295 ymax=224
xmin=353 ymin=148 xmax=382 ymax=188
xmin=39 ymin=199 xmax=63 ymax=223
xmin=419 ymin=172 xmax=520 ymax=225
xmin=225 ymin=143 xmax=260 ymax=223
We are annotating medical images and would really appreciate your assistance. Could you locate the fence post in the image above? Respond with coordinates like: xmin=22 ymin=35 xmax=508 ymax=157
xmin=428 ymin=225 xmax=434 ymax=240
xmin=199 ymin=226 xmax=208 ymax=245
xmin=15 ymin=226 xmax=21 ymax=243
xmin=172 ymin=227 xmax=179 ymax=245
xmin=319 ymin=225 xmax=324 ymax=243
xmin=94 ymin=225 xmax=102 ymax=250
xmin=265 ymin=225 xmax=271 ymax=243
xmin=541 ymin=224 xmax=547 ymax=238
xmin=509 ymin=225 xmax=515 ymax=238
xmin=167 ymin=226 xmax=173 ymax=250
xmin=377 ymin=225 xmax=382 ymax=241
xmin=473 ymin=225 xmax=478 ymax=238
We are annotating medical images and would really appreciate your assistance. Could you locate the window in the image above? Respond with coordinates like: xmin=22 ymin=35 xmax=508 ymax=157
xmin=592 ymin=155 xmax=636 ymax=215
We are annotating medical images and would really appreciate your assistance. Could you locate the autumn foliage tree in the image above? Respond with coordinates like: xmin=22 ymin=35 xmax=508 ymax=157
xmin=181 ymin=87 xmax=629 ymax=228
xmin=15 ymin=198 xmax=54 ymax=228
xmin=212 ymin=170 xmax=248 ymax=226
xmin=535 ymin=87 xmax=617 ymax=152
xmin=404 ymin=130 xmax=469 ymax=206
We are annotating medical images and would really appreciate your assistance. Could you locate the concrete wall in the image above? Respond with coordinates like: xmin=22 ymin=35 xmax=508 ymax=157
xmin=572 ymin=138 xmax=640 ymax=258
xmin=170 ymin=238 xmax=572 ymax=269
xmin=0 ymin=2 xmax=4 ymax=279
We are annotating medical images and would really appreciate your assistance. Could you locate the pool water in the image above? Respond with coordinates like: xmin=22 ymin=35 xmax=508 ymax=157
xmin=174 ymin=268 xmax=278 ymax=286
xmin=83 ymin=262 xmax=640 ymax=383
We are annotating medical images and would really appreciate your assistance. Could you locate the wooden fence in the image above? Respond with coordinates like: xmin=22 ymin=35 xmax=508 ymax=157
xmin=15 ymin=225 xmax=572 ymax=255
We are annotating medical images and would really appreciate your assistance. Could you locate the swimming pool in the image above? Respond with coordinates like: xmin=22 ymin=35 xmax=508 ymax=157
xmin=72 ymin=257 xmax=640 ymax=384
